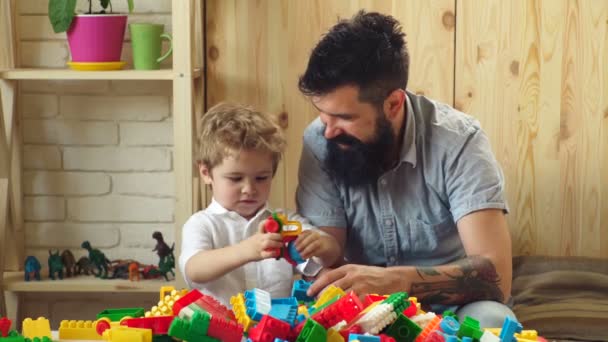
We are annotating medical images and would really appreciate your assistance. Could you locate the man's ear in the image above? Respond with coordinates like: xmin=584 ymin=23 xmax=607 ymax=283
xmin=198 ymin=163 xmax=213 ymax=184
xmin=384 ymin=89 xmax=406 ymax=120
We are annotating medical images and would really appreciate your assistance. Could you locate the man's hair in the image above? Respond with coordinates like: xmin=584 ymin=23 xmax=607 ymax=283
xmin=298 ymin=10 xmax=409 ymax=107
xmin=197 ymin=102 xmax=286 ymax=174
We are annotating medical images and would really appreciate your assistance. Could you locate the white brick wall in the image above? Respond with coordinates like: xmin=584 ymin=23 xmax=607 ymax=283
xmin=17 ymin=0 xmax=177 ymax=325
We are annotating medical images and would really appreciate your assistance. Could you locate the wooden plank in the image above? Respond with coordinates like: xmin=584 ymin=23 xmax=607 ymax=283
xmin=3 ymin=271 xmax=175 ymax=292
xmin=559 ymin=0 xmax=607 ymax=257
xmin=0 ymin=179 xmax=8 ymax=316
xmin=0 ymin=0 xmax=17 ymax=68
xmin=172 ymin=0 xmax=195 ymax=290
xmin=456 ymin=0 xmax=608 ymax=257
xmin=0 ymin=68 xmax=202 ymax=80
xmin=206 ymin=0 xmax=454 ymax=210
xmin=456 ymin=0 xmax=565 ymax=256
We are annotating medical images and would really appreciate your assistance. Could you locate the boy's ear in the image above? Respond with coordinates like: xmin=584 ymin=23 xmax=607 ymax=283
xmin=198 ymin=163 xmax=213 ymax=184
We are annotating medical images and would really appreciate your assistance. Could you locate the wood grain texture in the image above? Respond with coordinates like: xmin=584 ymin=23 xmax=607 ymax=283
xmin=0 ymin=0 xmax=23 ymax=271
xmin=205 ymin=0 xmax=454 ymax=209
xmin=456 ymin=0 xmax=608 ymax=257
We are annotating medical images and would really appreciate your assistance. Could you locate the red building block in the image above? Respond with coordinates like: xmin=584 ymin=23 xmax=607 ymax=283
xmin=311 ymin=291 xmax=364 ymax=328
xmin=339 ymin=324 xmax=363 ymax=341
xmin=207 ymin=315 xmax=243 ymax=342
xmin=248 ymin=315 xmax=291 ymax=342
xmin=172 ymin=289 xmax=203 ymax=316
xmin=194 ymin=294 xmax=236 ymax=321
xmin=120 ymin=316 xmax=174 ymax=335
xmin=363 ymin=294 xmax=388 ymax=307
xmin=0 ymin=317 xmax=12 ymax=337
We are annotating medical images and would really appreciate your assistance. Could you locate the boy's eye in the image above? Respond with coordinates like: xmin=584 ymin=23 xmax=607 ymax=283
xmin=227 ymin=177 xmax=242 ymax=182
xmin=256 ymin=176 xmax=270 ymax=181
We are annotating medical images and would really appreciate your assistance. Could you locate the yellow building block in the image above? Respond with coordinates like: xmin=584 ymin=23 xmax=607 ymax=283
xmin=22 ymin=317 xmax=51 ymax=339
xmin=146 ymin=287 xmax=188 ymax=317
xmin=297 ymin=304 xmax=309 ymax=318
xmin=102 ymin=326 xmax=152 ymax=342
xmin=327 ymin=328 xmax=345 ymax=342
xmin=230 ymin=293 xmax=253 ymax=332
xmin=484 ymin=328 xmax=538 ymax=341
xmin=59 ymin=320 xmax=104 ymax=340
xmin=313 ymin=285 xmax=345 ymax=309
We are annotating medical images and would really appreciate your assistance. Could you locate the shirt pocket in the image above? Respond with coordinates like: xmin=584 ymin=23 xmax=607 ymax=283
xmin=407 ymin=217 xmax=454 ymax=256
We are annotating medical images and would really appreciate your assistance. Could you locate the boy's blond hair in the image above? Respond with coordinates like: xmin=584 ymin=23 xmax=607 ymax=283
xmin=197 ymin=102 xmax=286 ymax=173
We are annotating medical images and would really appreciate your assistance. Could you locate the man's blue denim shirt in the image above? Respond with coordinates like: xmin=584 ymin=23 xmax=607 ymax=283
xmin=296 ymin=91 xmax=508 ymax=267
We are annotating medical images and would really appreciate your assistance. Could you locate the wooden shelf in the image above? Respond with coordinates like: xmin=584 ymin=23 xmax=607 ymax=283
xmin=2 ymin=271 xmax=175 ymax=293
xmin=0 ymin=68 xmax=202 ymax=80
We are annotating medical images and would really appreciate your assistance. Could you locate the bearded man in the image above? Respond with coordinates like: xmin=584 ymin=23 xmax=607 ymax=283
xmin=296 ymin=10 xmax=515 ymax=328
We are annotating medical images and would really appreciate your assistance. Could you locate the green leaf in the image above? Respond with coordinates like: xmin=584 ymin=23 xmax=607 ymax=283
xmin=100 ymin=0 xmax=110 ymax=10
xmin=127 ymin=0 xmax=134 ymax=13
xmin=48 ymin=0 xmax=77 ymax=33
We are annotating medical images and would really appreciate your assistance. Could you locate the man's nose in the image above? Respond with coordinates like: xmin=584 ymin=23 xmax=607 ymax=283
xmin=321 ymin=115 xmax=341 ymax=140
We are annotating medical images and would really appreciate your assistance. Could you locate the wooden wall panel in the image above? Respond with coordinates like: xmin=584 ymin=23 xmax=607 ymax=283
xmin=456 ymin=0 xmax=608 ymax=257
xmin=206 ymin=0 xmax=454 ymax=209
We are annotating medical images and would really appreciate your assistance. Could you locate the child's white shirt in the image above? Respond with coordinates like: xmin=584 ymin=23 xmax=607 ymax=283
xmin=179 ymin=199 xmax=319 ymax=306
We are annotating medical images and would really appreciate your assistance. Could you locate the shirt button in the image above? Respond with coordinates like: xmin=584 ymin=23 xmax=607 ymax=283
xmin=380 ymin=179 xmax=387 ymax=186
xmin=389 ymin=256 xmax=396 ymax=263
xmin=385 ymin=219 xmax=393 ymax=226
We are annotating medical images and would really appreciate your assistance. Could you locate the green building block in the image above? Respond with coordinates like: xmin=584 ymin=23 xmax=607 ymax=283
xmin=384 ymin=313 xmax=422 ymax=342
xmin=96 ymin=307 xmax=145 ymax=321
xmin=296 ymin=319 xmax=326 ymax=342
xmin=168 ymin=311 xmax=217 ymax=342
xmin=442 ymin=310 xmax=458 ymax=320
xmin=382 ymin=292 xmax=409 ymax=313
xmin=457 ymin=316 xmax=484 ymax=340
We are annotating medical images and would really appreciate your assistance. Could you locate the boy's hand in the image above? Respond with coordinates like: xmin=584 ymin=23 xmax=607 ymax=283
xmin=239 ymin=222 xmax=284 ymax=262
xmin=294 ymin=230 xmax=332 ymax=260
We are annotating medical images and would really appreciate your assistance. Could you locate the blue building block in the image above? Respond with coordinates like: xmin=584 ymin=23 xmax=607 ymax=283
xmin=440 ymin=316 xmax=461 ymax=335
xmin=268 ymin=298 xmax=298 ymax=327
xmin=244 ymin=288 xmax=272 ymax=321
xmin=499 ymin=316 xmax=523 ymax=342
xmin=291 ymin=279 xmax=315 ymax=303
xmin=348 ymin=334 xmax=380 ymax=342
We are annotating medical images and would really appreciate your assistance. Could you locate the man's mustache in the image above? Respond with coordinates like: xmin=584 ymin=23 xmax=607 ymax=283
xmin=327 ymin=133 xmax=361 ymax=146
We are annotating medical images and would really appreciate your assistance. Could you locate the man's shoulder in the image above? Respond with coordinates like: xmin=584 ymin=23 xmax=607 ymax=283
xmin=410 ymin=93 xmax=481 ymax=151
xmin=302 ymin=118 xmax=327 ymax=157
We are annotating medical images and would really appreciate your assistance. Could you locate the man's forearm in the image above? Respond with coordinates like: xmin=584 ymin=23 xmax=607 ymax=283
xmin=394 ymin=255 xmax=506 ymax=305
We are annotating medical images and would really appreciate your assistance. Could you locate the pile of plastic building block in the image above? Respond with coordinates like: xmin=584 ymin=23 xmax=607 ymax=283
xmin=0 ymin=282 xmax=544 ymax=342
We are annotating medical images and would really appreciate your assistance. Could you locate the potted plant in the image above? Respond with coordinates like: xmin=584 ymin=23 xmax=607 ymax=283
xmin=49 ymin=0 xmax=134 ymax=64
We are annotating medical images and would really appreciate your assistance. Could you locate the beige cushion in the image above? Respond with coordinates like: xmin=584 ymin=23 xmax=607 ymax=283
xmin=512 ymin=256 xmax=608 ymax=341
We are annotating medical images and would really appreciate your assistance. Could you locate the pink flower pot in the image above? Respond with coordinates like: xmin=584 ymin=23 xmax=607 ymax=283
xmin=67 ymin=14 xmax=127 ymax=62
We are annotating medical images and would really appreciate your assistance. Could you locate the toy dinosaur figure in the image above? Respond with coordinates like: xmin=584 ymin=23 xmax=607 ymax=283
xmin=61 ymin=249 xmax=76 ymax=277
xmin=24 ymin=256 xmax=41 ymax=281
xmin=75 ymin=256 xmax=96 ymax=276
xmin=81 ymin=240 xmax=111 ymax=278
xmin=48 ymin=249 xmax=64 ymax=280
xmin=148 ymin=244 xmax=175 ymax=281
xmin=152 ymin=231 xmax=171 ymax=260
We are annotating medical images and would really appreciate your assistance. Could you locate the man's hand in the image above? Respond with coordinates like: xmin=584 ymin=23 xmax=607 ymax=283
xmin=306 ymin=264 xmax=410 ymax=297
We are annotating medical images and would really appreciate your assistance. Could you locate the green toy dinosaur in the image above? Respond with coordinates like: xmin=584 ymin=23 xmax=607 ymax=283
xmin=48 ymin=249 xmax=64 ymax=280
xmin=81 ymin=241 xmax=111 ymax=278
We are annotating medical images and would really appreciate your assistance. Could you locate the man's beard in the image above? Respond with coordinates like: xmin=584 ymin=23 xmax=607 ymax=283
xmin=323 ymin=115 xmax=395 ymax=187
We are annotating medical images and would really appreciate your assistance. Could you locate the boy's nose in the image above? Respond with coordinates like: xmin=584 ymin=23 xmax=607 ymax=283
xmin=241 ymin=181 xmax=256 ymax=195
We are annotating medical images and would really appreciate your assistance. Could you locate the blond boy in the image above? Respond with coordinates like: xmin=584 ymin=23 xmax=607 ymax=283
xmin=179 ymin=103 xmax=341 ymax=305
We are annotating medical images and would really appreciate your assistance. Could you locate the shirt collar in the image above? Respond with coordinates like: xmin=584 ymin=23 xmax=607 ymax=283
xmin=398 ymin=94 xmax=417 ymax=168
xmin=207 ymin=198 xmax=272 ymax=221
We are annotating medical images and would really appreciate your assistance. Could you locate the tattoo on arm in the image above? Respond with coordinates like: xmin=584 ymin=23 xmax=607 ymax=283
xmin=410 ymin=256 xmax=504 ymax=305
